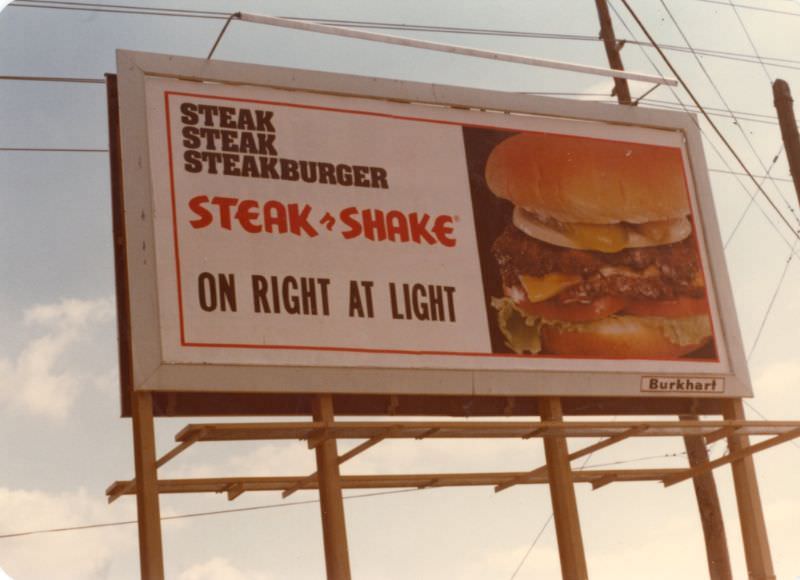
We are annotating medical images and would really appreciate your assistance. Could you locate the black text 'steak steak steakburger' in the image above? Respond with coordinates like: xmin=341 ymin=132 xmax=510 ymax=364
xmin=485 ymin=132 xmax=713 ymax=358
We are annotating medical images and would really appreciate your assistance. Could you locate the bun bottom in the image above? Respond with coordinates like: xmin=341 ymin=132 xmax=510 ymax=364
xmin=540 ymin=316 xmax=709 ymax=358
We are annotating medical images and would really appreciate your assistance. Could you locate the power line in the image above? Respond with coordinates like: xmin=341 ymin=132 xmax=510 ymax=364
xmin=507 ymin=450 xmax=596 ymax=579
xmin=10 ymin=1 xmax=800 ymax=74
xmin=11 ymin=0 xmax=226 ymax=20
xmin=657 ymin=0 xmax=799 ymax=230
xmin=609 ymin=1 xmax=800 ymax=261
xmin=1 ymin=73 xmax=785 ymax=131
xmin=0 ymin=74 xmax=104 ymax=84
xmin=0 ymin=71 xmax=788 ymax=129
xmin=709 ymin=168 xmax=793 ymax=184
xmin=508 ymin=513 xmax=553 ymax=580
xmin=1 ymin=148 xmax=795 ymax=187
xmin=579 ymin=451 xmax=688 ymax=469
xmin=0 ymin=147 xmax=108 ymax=152
xmin=725 ymin=0 xmax=774 ymax=83
xmin=724 ymin=148 xmax=785 ymax=248
xmin=743 ymin=399 xmax=800 ymax=450
xmin=617 ymin=0 xmax=800 ymax=247
xmin=5 ymin=1 xmax=800 ymax=243
xmin=719 ymin=1 xmax=800 ymax=227
xmin=0 ymin=488 xmax=423 ymax=540
xmin=693 ymin=0 xmax=800 ymax=18
xmin=15 ymin=0 xmax=222 ymax=16
xmin=747 ymin=243 xmax=797 ymax=360
xmin=637 ymin=98 xmax=781 ymax=127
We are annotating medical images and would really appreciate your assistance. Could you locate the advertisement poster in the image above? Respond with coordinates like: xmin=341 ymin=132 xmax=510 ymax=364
xmin=120 ymin=60 xmax=747 ymax=396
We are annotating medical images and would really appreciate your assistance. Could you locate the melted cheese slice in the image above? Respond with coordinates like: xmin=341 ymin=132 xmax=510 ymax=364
xmin=519 ymin=273 xmax=582 ymax=303
xmin=513 ymin=207 xmax=692 ymax=253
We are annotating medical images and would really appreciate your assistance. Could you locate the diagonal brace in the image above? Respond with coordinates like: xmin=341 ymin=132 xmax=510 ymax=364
xmin=282 ymin=426 xmax=400 ymax=499
xmin=704 ymin=425 xmax=740 ymax=445
xmin=663 ymin=427 xmax=800 ymax=487
xmin=495 ymin=425 xmax=648 ymax=493
xmin=107 ymin=429 xmax=206 ymax=503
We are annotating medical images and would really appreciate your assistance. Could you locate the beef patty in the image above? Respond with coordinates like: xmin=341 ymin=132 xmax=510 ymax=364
xmin=492 ymin=224 xmax=705 ymax=304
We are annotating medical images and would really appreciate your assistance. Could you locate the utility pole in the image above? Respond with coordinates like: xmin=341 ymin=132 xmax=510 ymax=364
xmin=592 ymin=2 xmax=732 ymax=578
xmin=594 ymin=0 xmax=632 ymax=104
xmin=773 ymin=79 xmax=800 ymax=205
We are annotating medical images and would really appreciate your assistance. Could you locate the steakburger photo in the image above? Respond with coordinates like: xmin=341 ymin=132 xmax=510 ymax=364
xmin=483 ymin=132 xmax=714 ymax=358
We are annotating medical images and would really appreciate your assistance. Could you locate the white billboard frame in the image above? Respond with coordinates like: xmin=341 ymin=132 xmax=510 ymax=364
xmin=115 ymin=49 xmax=751 ymax=398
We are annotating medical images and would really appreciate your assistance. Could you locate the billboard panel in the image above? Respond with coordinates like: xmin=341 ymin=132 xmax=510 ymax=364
xmin=115 ymin=50 xmax=751 ymax=398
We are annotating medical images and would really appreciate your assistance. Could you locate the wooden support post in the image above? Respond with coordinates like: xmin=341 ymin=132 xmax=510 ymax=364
xmin=722 ymin=400 xmax=775 ymax=580
xmin=131 ymin=391 xmax=165 ymax=580
xmin=540 ymin=397 xmax=588 ymax=580
xmin=312 ymin=394 xmax=352 ymax=580
xmin=594 ymin=0 xmax=632 ymax=104
xmin=679 ymin=414 xmax=732 ymax=580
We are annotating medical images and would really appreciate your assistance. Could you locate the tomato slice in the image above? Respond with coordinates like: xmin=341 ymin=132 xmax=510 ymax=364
xmin=514 ymin=294 xmax=627 ymax=322
xmin=623 ymin=296 xmax=709 ymax=318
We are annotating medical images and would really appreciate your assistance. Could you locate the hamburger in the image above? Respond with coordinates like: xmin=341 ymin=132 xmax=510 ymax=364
xmin=485 ymin=132 xmax=714 ymax=358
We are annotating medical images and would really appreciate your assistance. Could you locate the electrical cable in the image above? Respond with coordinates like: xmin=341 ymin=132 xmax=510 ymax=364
xmin=657 ymin=0 xmax=800 ymax=229
xmin=717 ymin=1 xmax=800 ymax=227
xmin=747 ymin=242 xmax=797 ymax=360
xmin=507 ymin=450 xmax=596 ymax=579
xmin=0 ymin=441 xmax=735 ymax=544
xmin=608 ymin=1 xmax=800 ymax=261
xmin=709 ymin=168 xmax=793 ymax=184
xmin=617 ymin=0 xmax=800 ymax=246
xmin=11 ymin=0 xmax=226 ymax=20
xmin=0 ymin=487 xmax=424 ymax=540
xmin=0 ymin=70 xmax=787 ymax=131
xmin=640 ymin=97 xmax=781 ymax=125
xmin=725 ymin=0 xmax=774 ymax=83
xmin=616 ymin=3 xmax=800 ymax=451
xmin=0 ymin=147 xmax=108 ymax=152
xmin=0 ymin=70 xmax=784 ymax=129
xmin=724 ymin=148 xmax=784 ymax=248
xmin=693 ymin=0 xmax=800 ymax=18
xmin=508 ymin=513 xmax=553 ymax=580
xmin=0 ymin=74 xmax=104 ymax=84
xmin=717 ymin=1 xmax=800 ymax=239
xmin=742 ymin=399 xmax=800 ymax=451
xmin=578 ymin=451 xmax=688 ymax=469
xmin=10 ymin=1 xmax=800 ymax=73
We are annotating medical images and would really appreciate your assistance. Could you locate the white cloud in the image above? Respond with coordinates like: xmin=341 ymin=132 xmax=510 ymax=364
xmin=0 ymin=297 xmax=114 ymax=419
xmin=0 ymin=487 xmax=135 ymax=580
xmin=178 ymin=557 xmax=275 ymax=580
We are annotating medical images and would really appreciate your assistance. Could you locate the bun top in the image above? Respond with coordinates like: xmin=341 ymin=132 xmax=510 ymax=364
xmin=485 ymin=132 xmax=690 ymax=224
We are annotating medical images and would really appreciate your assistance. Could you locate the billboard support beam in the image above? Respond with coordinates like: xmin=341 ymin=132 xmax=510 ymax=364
xmin=312 ymin=394 xmax=352 ymax=580
xmin=722 ymin=399 xmax=775 ymax=580
xmin=131 ymin=391 xmax=165 ymax=580
xmin=540 ymin=397 xmax=588 ymax=580
xmin=680 ymin=414 xmax=732 ymax=580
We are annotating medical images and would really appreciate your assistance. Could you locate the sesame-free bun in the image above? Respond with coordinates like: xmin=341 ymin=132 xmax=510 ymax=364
xmin=485 ymin=132 xmax=690 ymax=225
xmin=540 ymin=315 xmax=709 ymax=358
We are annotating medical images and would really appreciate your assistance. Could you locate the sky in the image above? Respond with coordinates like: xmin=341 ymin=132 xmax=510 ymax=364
xmin=1 ymin=0 xmax=800 ymax=579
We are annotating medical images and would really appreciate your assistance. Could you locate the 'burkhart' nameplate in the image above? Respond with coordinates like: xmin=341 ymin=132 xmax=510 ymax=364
xmin=641 ymin=376 xmax=725 ymax=394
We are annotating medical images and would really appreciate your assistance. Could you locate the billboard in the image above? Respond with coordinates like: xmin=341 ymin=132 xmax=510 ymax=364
xmin=115 ymin=50 xmax=751 ymax=398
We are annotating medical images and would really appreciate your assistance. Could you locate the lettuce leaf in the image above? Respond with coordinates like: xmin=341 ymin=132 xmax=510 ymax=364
xmin=492 ymin=297 xmax=711 ymax=355
xmin=492 ymin=297 xmax=542 ymax=354
xmin=641 ymin=314 xmax=711 ymax=346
